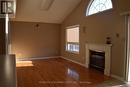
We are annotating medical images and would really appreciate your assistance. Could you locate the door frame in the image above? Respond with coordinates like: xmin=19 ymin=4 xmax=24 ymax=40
xmin=125 ymin=14 xmax=130 ymax=82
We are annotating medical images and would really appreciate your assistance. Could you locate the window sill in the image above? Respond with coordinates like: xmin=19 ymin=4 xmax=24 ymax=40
xmin=86 ymin=8 xmax=113 ymax=17
xmin=66 ymin=50 xmax=79 ymax=54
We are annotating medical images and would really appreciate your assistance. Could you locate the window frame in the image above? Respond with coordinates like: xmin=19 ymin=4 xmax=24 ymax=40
xmin=86 ymin=0 xmax=113 ymax=16
xmin=65 ymin=25 xmax=80 ymax=54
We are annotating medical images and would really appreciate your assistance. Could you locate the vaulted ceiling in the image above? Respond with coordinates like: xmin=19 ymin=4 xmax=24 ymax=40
xmin=12 ymin=0 xmax=81 ymax=24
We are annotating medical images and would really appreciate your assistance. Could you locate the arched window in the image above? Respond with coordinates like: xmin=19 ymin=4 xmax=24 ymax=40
xmin=86 ymin=0 xmax=113 ymax=16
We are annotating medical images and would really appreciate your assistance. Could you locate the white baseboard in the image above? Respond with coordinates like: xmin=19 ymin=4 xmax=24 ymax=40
xmin=17 ymin=56 xmax=87 ymax=68
xmin=17 ymin=56 xmax=126 ymax=82
xmin=60 ymin=56 xmax=87 ymax=68
xmin=111 ymin=74 xmax=125 ymax=82
xmin=16 ymin=56 xmax=60 ymax=61
xmin=61 ymin=56 xmax=127 ymax=82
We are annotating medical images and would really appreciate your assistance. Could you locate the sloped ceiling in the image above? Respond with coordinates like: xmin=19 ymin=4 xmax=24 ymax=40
xmin=12 ymin=0 xmax=81 ymax=24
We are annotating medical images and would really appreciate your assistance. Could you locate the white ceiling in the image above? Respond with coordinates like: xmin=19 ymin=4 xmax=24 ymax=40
xmin=12 ymin=0 xmax=81 ymax=24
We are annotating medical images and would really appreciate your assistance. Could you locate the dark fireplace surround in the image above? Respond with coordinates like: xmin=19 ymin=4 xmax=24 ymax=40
xmin=89 ymin=50 xmax=105 ymax=72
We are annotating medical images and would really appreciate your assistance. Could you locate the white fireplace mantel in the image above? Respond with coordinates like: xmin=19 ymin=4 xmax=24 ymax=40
xmin=86 ymin=43 xmax=112 ymax=76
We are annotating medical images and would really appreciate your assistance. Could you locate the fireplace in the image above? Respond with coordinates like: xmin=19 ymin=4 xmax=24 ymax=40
xmin=89 ymin=50 xmax=105 ymax=72
xmin=86 ymin=43 xmax=112 ymax=76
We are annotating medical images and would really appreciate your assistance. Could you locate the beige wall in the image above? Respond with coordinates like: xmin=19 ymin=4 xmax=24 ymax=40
xmin=61 ymin=0 xmax=129 ymax=78
xmin=118 ymin=0 xmax=130 ymax=14
xmin=11 ymin=21 xmax=60 ymax=58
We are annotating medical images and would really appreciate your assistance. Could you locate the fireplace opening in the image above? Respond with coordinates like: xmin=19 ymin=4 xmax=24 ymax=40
xmin=89 ymin=50 xmax=105 ymax=72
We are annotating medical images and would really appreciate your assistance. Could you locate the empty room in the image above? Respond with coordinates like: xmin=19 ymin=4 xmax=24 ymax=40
xmin=0 ymin=0 xmax=130 ymax=87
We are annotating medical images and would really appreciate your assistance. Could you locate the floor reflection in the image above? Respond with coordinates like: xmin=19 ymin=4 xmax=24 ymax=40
xmin=67 ymin=68 xmax=79 ymax=80
xmin=16 ymin=58 xmax=110 ymax=87
xmin=16 ymin=61 xmax=34 ymax=67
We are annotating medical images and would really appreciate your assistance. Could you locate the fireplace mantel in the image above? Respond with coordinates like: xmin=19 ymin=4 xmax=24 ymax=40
xmin=86 ymin=43 xmax=112 ymax=76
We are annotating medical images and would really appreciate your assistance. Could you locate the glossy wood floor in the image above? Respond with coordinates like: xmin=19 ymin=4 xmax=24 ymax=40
xmin=16 ymin=58 xmax=111 ymax=87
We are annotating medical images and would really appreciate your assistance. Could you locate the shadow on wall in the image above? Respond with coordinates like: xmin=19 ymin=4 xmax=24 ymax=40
xmin=10 ymin=21 xmax=61 ymax=58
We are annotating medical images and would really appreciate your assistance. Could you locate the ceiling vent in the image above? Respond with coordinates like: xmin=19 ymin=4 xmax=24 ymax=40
xmin=40 ymin=0 xmax=54 ymax=11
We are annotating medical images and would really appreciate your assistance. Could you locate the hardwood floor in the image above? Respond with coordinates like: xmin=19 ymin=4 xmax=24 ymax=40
xmin=16 ymin=58 xmax=111 ymax=87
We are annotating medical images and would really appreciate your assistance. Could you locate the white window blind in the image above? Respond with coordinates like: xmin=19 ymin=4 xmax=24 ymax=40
xmin=66 ymin=25 xmax=79 ymax=53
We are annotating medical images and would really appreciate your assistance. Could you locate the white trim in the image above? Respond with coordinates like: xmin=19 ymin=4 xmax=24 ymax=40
xmin=66 ymin=50 xmax=79 ymax=55
xmin=86 ymin=0 xmax=113 ymax=16
xmin=126 ymin=15 xmax=130 ymax=82
xmin=17 ymin=56 xmax=87 ymax=68
xmin=120 ymin=11 xmax=130 ymax=16
xmin=125 ymin=15 xmax=129 ymax=82
xmin=86 ymin=43 xmax=112 ymax=76
xmin=16 ymin=56 xmax=60 ymax=61
xmin=86 ymin=0 xmax=94 ymax=16
xmin=111 ymin=74 xmax=125 ymax=82
xmin=16 ymin=56 xmax=127 ymax=82
xmin=60 ymin=56 xmax=87 ymax=68
xmin=60 ymin=56 xmax=126 ymax=82
xmin=66 ymin=25 xmax=79 ymax=29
